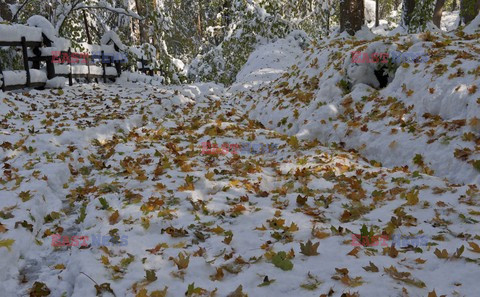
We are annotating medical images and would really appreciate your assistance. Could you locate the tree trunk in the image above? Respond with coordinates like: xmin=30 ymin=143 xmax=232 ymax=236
xmin=375 ymin=0 xmax=380 ymax=26
xmin=83 ymin=11 xmax=92 ymax=44
xmin=340 ymin=0 xmax=365 ymax=35
xmin=433 ymin=0 xmax=446 ymax=28
xmin=460 ymin=0 xmax=480 ymax=24
xmin=451 ymin=0 xmax=457 ymax=10
xmin=134 ymin=0 xmax=147 ymax=44
xmin=402 ymin=0 xmax=416 ymax=28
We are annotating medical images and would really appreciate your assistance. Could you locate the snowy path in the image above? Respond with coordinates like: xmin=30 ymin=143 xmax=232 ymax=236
xmin=1 ymin=83 xmax=480 ymax=297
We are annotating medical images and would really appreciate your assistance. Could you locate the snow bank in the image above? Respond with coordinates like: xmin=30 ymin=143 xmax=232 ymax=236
xmin=45 ymin=77 xmax=67 ymax=88
xmin=464 ymin=13 xmax=480 ymax=34
xmin=26 ymin=15 xmax=56 ymax=42
xmin=100 ymin=30 xmax=126 ymax=51
xmin=118 ymin=72 xmax=164 ymax=85
xmin=230 ymin=31 xmax=480 ymax=185
xmin=0 ymin=24 xmax=42 ymax=42
xmin=2 ymin=70 xmax=47 ymax=86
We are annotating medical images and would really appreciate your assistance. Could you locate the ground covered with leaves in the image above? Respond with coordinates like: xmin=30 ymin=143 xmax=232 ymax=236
xmin=1 ymin=81 xmax=480 ymax=297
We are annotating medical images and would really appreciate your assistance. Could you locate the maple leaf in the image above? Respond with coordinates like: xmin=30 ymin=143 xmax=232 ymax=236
xmin=271 ymin=251 xmax=294 ymax=271
xmin=383 ymin=265 xmax=426 ymax=288
xmin=19 ymin=190 xmax=32 ymax=202
xmin=296 ymin=195 xmax=307 ymax=206
xmin=170 ymin=252 xmax=190 ymax=270
xmin=434 ymin=248 xmax=449 ymax=259
xmin=300 ymin=240 xmax=319 ymax=256
xmin=185 ymin=283 xmax=207 ymax=296
xmin=362 ymin=261 xmax=379 ymax=272
xmin=404 ymin=189 xmax=419 ymax=206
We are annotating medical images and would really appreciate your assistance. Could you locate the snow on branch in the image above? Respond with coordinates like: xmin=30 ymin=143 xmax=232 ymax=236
xmin=74 ymin=3 xmax=142 ymax=20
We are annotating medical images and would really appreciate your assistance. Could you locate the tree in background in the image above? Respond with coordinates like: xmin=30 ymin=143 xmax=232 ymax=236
xmin=339 ymin=0 xmax=365 ymax=35
xmin=401 ymin=0 xmax=416 ymax=28
xmin=460 ymin=0 xmax=480 ymax=25
xmin=433 ymin=0 xmax=447 ymax=28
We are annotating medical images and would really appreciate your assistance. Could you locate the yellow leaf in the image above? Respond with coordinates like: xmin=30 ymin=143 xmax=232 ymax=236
xmin=230 ymin=180 xmax=241 ymax=187
xmin=154 ymin=183 xmax=166 ymax=191
xmin=151 ymin=287 xmax=168 ymax=297
xmin=288 ymin=223 xmax=299 ymax=232
xmin=210 ymin=225 xmax=225 ymax=234
xmin=136 ymin=289 xmax=148 ymax=297
xmin=101 ymin=255 xmax=110 ymax=265
xmin=0 ymin=239 xmax=14 ymax=251
xmin=54 ymin=264 xmax=65 ymax=270
xmin=468 ymin=242 xmax=480 ymax=253
xmin=205 ymin=171 xmax=215 ymax=180
xmin=434 ymin=248 xmax=449 ymax=259
xmin=287 ymin=136 xmax=299 ymax=149
xmin=405 ymin=189 xmax=419 ymax=206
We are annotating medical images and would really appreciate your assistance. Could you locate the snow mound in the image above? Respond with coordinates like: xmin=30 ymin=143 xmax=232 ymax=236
xmin=230 ymin=31 xmax=480 ymax=185
xmin=27 ymin=15 xmax=56 ymax=42
xmin=101 ymin=30 xmax=126 ymax=51
xmin=464 ymin=13 xmax=480 ymax=34
xmin=0 ymin=23 xmax=42 ymax=42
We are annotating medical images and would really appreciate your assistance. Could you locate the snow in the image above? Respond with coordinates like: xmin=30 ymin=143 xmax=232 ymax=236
xmin=2 ymin=70 xmax=47 ymax=86
xmin=172 ymin=58 xmax=185 ymax=71
xmin=101 ymin=30 xmax=126 ymax=51
xmin=1 ymin=7 xmax=480 ymax=297
xmin=464 ymin=12 xmax=480 ymax=34
xmin=45 ymin=77 xmax=67 ymax=88
xmin=26 ymin=15 xmax=57 ymax=42
xmin=0 ymin=78 xmax=479 ymax=296
xmin=0 ymin=23 xmax=42 ymax=42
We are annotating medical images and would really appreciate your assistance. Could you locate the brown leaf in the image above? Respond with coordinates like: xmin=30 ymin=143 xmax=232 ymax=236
xmin=362 ymin=261 xmax=379 ymax=272
xmin=347 ymin=247 xmax=361 ymax=258
xmin=109 ymin=210 xmax=120 ymax=225
xmin=468 ymin=242 xmax=480 ymax=253
xmin=434 ymin=248 xmax=449 ymax=259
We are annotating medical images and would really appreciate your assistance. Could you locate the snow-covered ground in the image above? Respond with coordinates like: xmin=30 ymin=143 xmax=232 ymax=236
xmin=0 ymin=74 xmax=479 ymax=296
xmin=1 ymin=12 xmax=480 ymax=296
